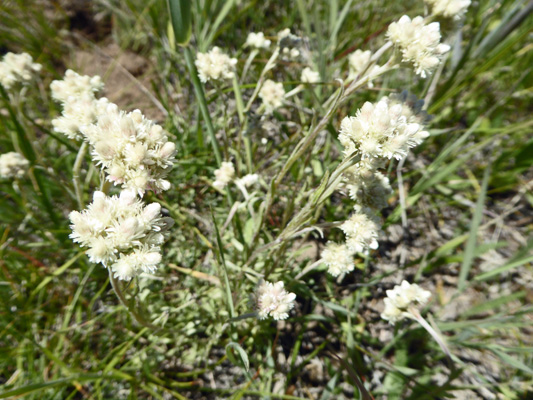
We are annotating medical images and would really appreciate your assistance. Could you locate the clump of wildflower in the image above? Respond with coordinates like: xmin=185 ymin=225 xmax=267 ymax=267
xmin=342 ymin=164 xmax=392 ymax=210
xmin=388 ymin=15 xmax=450 ymax=78
xmin=81 ymin=104 xmax=176 ymax=195
xmin=254 ymin=280 xmax=296 ymax=320
xmin=340 ymin=208 xmax=380 ymax=253
xmin=321 ymin=242 xmax=355 ymax=277
xmin=195 ymin=47 xmax=237 ymax=83
xmin=348 ymin=50 xmax=382 ymax=87
xmin=51 ymin=70 xmax=108 ymax=140
xmin=259 ymin=79 xmax=285 ymax=114
xmin=245 ymin=32 xmax=271 ymax=49
xmin=338 ymin=96 xmax=429 ymax=160
xmin=213 ymin=161 xmax=235 ymax=191
xmin=0 ymin=52 xmax=41 ymax=90
xmin=278 ymin=28 xmax=301 ymax=59
xmin=0 ymin=152 xmax=30 ymax=179
xmin=348 ymin=50 xmax=372 ymax=78
xmin=381 ymin=280 xmax=431 ymax=324
xmin=50 ymin=69 xmax=104 ymax=104
xmin=69 ymin=190 xmax=173 ymax=281
xmin=236 ymin=173 xmax=259 ymax=187
xmin=301 ymin=67 xmax=320 ymax=83
xmin=425 ymin=0 xmax=471 ymax=19
xmin=52 ymin=95 xmax=110 ymax=140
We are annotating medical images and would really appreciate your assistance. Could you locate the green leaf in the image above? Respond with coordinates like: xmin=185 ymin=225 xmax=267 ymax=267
xmin=167 ymin=0 xmax=191 ymax=47
xmin=458 ymin=161 xmax=491 ymax=291
xmin=226 ymin=342 xmax=249 ymax=372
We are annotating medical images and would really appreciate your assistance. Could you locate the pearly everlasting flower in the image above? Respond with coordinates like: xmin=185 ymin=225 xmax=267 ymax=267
xmin=195 ymin=47 xmax=237 ymax=83
xmin=52 ymin=95 xmax=110 ymax=140
xmin=348 ymin=50 xmax=382 ymax=87
xmin=245 ymin=32 xmax=271 ymax=49
xmin=278 ymin=28 xmax=301 ymax=59
xmin=259 ymin=79 xmax=285 ymax=114
xmin=388 ymin=15 xmax=450 ymax=78
xmin=254 ymin=280 xmax=296 ymax=320
xmin=425 ymin=0 xmax=471 ymax=19
xmin=213 ymin=161 xmax=235 ymax=191
xmin=340 ymin=208 xmax=380 ymax=253
xmin=381 ymin=280 xmax=431 ymax=324
xmin=236 ymin=173 xmax=259 ymax=187
xmin=321 ymin=242 xmax=355 ymax=277
xmin=342 ymin=164 xmax=392 ymax=210
xmin=81 ymin=104 xmax=176 ymax=195
xmin=0 ymin=52 xmax=41 ymax=90
xmin=301 ymin=67 xmax=320 ymax=83
xmin=50 ymin=69 xmax=104 ymax=104
xmin=69 ymin=190 xmax=173 ymax=280
xmin=338 ymin=96 xmax=429 ymax=160
xmin=348 ymin=50 xmax=372 ymax=77
xmin=0 ymin=152 xmax=30 ymax=179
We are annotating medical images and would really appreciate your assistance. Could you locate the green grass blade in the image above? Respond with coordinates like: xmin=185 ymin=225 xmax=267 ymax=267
xmin=457 ymin=162 xmax=491 ymax=292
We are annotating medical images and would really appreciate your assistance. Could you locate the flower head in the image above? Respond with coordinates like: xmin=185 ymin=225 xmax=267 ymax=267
xmin=278 ymin=29 xmax=301 ymax=59
xmin=0 ymin=52 xmax=41 ymax=90
xmin=69 ymin=190 xmax=172 ymax=280
xmin=425 ymin=0 xmax=471 ymax=19
xmin=338 ymin=96 xmax=429 ymax=160
xmin=321 ymin=242 xmax=355 ymax=277
xmin=0 ymin=152 xmax=30 ymax=179
xmin=81 ymin=104 xmax=176 ymax=195
xmin=348 ymin=49 xmax=382 ymax=87
xmin=236 ymin=173 xmax=259 ymax=187
xmin=340 ymin=209 xmax=380 ymax=253
xmin=213 ymin=161 xmax=235 ymax=191
xmin=388 ymin=15 xmax=450 ymax=78
xmin=301 ymin=67 xmax=320 ymax=83
xmin=254 ymin=280 xmax=296 ymax=320
xmin=259 ymin=80 xmax=285 ymax=114
xmin=381 ymin=280 xmax=431 ymax=324
xmin=195 ymin=47 xmax=237 ymax=83
xmin=52 ymin=95 xmax=110 ymax=140
xmin=342 ymin=164 xmax=392 ymax=210
xmin=245 ymin=32 xmax=271 ymax=49
xmin=51 ymin=69 xmax=103 ymax=104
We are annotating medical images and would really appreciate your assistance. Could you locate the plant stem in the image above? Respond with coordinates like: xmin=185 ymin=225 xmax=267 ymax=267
xmin=182 ymin=46 xmax=222 ymax=166
xmin=108 ymin=269 xmax=159 ymax=331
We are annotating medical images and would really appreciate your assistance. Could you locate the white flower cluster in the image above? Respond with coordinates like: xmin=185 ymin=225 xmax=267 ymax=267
xmin=321 ymin=242 xmax=355 ymax=277
xmin=69 ymin=190 xmax=172 ymax=281
xmin=235 ymin=173 xmax=259 ymax=187
xmin=340 ymin=208 xmax=380 ymax=254
xmin=51 ymin=70 xmax=108 ymax=140
xmin=259 ymin=79 xmax=285 ymax=114
xmin=381 ymin=280 xmax=431 ymax=324
xmin=342 ymin=163 xmax=392 ymax=210
xmin=195 ymin=47 xmax=237 ymax=83
xmin=0 ymin=152 xmax=30 ymax=179
xmin=80 ymin=104 xmax=176 ymax=195
xmin=213 ymin=161 xmax=235 ymax=191
xmin=255 ymin=280 xmax=296 ymax=320
xmin=348 ymin=50 xmax=381 ymax=87
xmin=388 ymin=16 xmax=450 ymax=78
xmin=339 ymin=96 xmax=429 ymax=160
xmin=425 ymin=0 xmax=471 ymax=19
xmin=278 ymin=29 xmax=301 ymax=59
xmin=53 ymin=95 xmax=110 ymax=140
xmin=301 ymin=67 xmax=320 ymax=83
xmin=245 ymin=32 xmax=271 ymax=49
xmin=50 ymin=69 xmax=104 ymax=103
xmin=0 ymin=52 xmax=41 ymax=90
